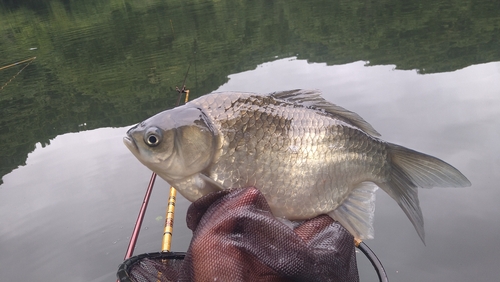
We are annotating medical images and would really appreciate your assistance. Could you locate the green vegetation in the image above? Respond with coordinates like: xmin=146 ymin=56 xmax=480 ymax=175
xmin=1 ymin=0 xmax=499 ymax=184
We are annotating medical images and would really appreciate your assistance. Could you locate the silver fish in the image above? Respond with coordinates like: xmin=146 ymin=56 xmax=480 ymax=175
xmin=123 ymin=89 xmax=470 ymax=242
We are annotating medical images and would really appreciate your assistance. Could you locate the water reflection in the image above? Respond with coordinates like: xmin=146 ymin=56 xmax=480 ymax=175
xmin=2 ymin=0 xmax=500 ymax=183
xmin=1 ymin=0 xmax=500 ymax=281
xmin=0 ymin=127 xmax=186 ymax=282
xmin=217 ymin=59 xmax=500 ymax=282
xmin=1 ymin=58 xmax=499 ymax=281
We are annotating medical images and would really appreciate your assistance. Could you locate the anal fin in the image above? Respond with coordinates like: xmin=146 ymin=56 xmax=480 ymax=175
xmin=328 ymin=182 xmax=378 ymax=240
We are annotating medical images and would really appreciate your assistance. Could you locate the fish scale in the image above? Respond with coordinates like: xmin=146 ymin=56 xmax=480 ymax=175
xmin=192 ymin=92 xmax=388 ymax=220
xmin=124 ymin=89 xmax=471 ymax=242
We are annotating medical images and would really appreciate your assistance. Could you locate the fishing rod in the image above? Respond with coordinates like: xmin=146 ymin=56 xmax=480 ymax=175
xmin=162 ymin=64 xmax=191 ymax=252
xmin=122 ymin=65 xmax=191 ymax=262
xmin=123 ymin=173 xmax=157 ymax=260
xmin=162 ymin=86 xmax=190 ymax=252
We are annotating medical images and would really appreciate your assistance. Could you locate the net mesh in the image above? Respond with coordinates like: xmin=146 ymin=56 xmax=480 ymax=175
xmin=118 ymin=187 xmax=359 ymax=282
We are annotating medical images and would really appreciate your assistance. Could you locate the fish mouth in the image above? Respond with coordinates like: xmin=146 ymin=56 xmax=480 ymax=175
xmin=123 ymin=135 xmax=138 ymax=153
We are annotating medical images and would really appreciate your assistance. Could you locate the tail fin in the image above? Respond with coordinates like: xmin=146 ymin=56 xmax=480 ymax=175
xmin=378 ymin=143 xmax=471 ymax=243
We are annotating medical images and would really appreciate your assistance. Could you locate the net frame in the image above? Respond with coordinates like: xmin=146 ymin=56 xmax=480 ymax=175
xmin=117 ymin=252 xmax=186 ymax=282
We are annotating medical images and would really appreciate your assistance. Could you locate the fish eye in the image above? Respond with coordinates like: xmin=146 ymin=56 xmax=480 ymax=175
xmin=144 ymin=127 xmax=162 ymax=147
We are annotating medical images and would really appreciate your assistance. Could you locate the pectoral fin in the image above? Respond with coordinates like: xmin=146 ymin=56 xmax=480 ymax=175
xmin=198 ymin=173 xmax=226 ymax=192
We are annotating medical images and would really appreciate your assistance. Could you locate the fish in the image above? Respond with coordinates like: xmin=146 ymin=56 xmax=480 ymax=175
xmin=123 ymin=89 xmax=471 ymax=242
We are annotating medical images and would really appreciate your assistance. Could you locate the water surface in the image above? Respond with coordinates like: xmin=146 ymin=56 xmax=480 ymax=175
xmin=1 ymin=1 xmax=499 ymax=281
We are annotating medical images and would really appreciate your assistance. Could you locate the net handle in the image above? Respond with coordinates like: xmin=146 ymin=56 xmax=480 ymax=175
xmin=356 ymin=240 xmax=389 ymax=282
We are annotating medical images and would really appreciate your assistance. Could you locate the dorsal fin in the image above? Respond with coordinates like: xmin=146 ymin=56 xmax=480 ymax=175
xmin=270 ymin=89 xmax=381 ymax=137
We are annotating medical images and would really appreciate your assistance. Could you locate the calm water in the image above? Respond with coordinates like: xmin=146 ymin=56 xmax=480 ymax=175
xmin=1 ymin=0 xmax=499 ymax=281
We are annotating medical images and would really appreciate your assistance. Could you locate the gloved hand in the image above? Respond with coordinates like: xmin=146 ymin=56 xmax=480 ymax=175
xmin=177 ymin=187 xmax=359 ymax=282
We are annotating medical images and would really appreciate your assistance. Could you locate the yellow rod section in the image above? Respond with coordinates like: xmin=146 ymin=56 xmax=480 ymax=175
xmin=161 ymin=89 xmax=189 ymax=252
xmin=161 ymin=188 xmax=177 ymax=252
xmin=354 ymin=238 xmax=362 ymax=247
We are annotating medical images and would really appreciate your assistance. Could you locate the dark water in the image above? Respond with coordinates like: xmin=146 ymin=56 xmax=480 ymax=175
xmin=1 ymin=0 xmax=499 ymax=281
